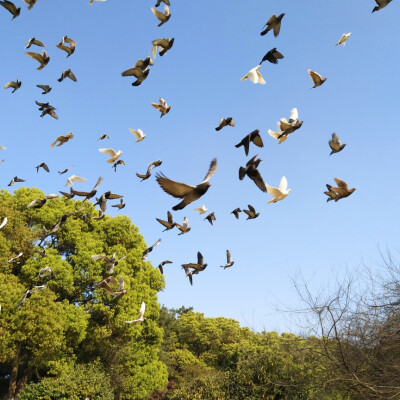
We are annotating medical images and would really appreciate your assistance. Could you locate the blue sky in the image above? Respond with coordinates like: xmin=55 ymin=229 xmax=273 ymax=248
xmin=1 ymin=0 xmax=399 ymax=332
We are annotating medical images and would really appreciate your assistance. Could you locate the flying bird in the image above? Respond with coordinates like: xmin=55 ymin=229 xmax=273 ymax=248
xmin=58 ymin=166 xmax=73 ymax=175
xmin=25 ymin=37 xmax=45 ymax=48
xmin=241 ymin=65 xmax=266 ymax=84
xmin=98 ymin=133 xmax=109 ymax=141
xmin=58 ymin=69 xmax=77 ymax=82
xmin=125 ymin=301 xmax=146 ymax=324
xmin=176 ymin=217 xmax=191 ymax=235
xmin=194 ymin=205 xmax=208 ymax=214
xmin=23 ymin=0 xmax=39 ymax=9
xmin=136 ymin=159 xmax=162 ymax=181
xmin=329 ymin=133 xmax=346 ymax=155
xmin=151 ymin=5 xmax=171 ymax=26
xmin=308 ymin=69 xmax=327 ymax=88
xmin=94 ymin=276 xmax=126 ymax=297
xmin=70 ymin=177 xmax=103 ymax=201
xmin=156 ymin=158 xmax=217 ymax=210
xmin=16 ymin=285 xmax=46 ymax=309
xmin=239 ymin=154 xmax=267 ymax=192
xmin=231 ymin=208 xmax=242 ymax=219
xmin=151 ymin=38 xmax=175 ymax=57
xmin=64 ymin=175 xmax=87 ymax=187
xmin=335 ymin=33 xmax=352 ymax=46
xmin=27 ymin=194 xmax=59 ymax=209
xmin=156 ymin=211 xmax=176 ymax=231
xmin=121 ymin=66 xmax=150 ymax=86
xmin=0 ymin=0 xmax=20 ymax=19
xmin=372 ymin=0 xmax=392 ymax=12
xmin=112 ymin=160 xmax=126 ymax=172
xmin=91 ymin=252 xmax=126 ymax=274
xmin=243 ymin=204 xmax=259 ymax=219
xmin=56 ymin=42 xmax=75 ymax=57
xmin=151 ymin=98 xmax=171 ymax=117
xmin=111 ymin=199 xmax=125 ymax=210
xmin=133 ymin=57 xmax=154 ymax=70
xmin=4 ymin=80 xmax=21 ymax=93
xmin=215 ymin=117 xmax=235 ymax=131
xmin=25 ymin=50 xmax=50 ymax=70
xmin=142 ymin=239 xmax=161 ymax=260
xmin=36 ymin=84 xmax=52 ymax=94
xmin=8 ymin=176 xmax=25 ymax=186
xmin=61 ymin=35 xmax=77 ymax=46
xmin=8 ymin=252 xmax=23 ymax=263
xmin=260 ymin=48 xmax=284 ymax=64
xmin=269 ymin=108 xmax=303 ymax=143
xmin=266 ymin=176 xmax=291 ymax=204
xmin=325 ymin=178 xmax=356 ymax=202
xmin=36 ymin=162 xmax=50 ymax=173
xmin=204 ymin=212 xmax=216 ymax=226
xmin=0 ymin=217 xmax=8 ymax=230
xmin=260 ymin=13 xmax=285 ymax=36
xmin=235 ymin=130 xmax=263 ymax=156
xmin=182 ymin=251 xmax=207 ymax=285
xmin=50 ymin=132 xmax=74 ymax=148
xmin=158 ymin=260 xmax=172 ymax=275
xmin=98 ymin=148 xmax=122 ymax=163
xmin=129 ymin=128 xmax=146 ymax=142
xmin=220 ymin=250 xmax=234 ymax=269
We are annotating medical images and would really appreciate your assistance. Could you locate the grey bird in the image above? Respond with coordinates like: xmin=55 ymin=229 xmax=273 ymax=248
xmin=260 ymin=13 xmax=285 ymax=36
xmin=151 ymin=38 xmax=175 ymax=57
xmin=220 ymin=250 xmax=234 ymax=269
xmin=36 ymin=162 xmax=50 ymax=173
xmin=156 ymin=158 xmax=217 ymax=210
xmin=111 ymin=199 xmax=125 ymax=210
xmin=25 ymin=50 xmax=50 ymax=70
xmin=36 ymin=84 xmax=52 ymax=94
xmin=243 ymin=204 xmax=259 ymax=219
xmin=204 ymin=212 xmax=216 ymax=226
xmin=239 ymin=154 xmax=267 ymax=192
xmin=182 ymin=251 xmax=207 ymax=286
xmin=260 ymin=48 xmax=284 ymax=64
xmin=16 ymin=285 xmax=46 ymax=309
xmin=372 ymin=0 xmax=392 ymax=12
xmin=27 ymin=194 xmax=59 ymax=209
xmin=215 ymin=117 xmax=235 ymax=131
xmin=121 ymin=66 xmax=150 ymax=86
xmin=0 ymin=0 xmax=20 ymax=19
xmin=142 ymin=239 xmax=161 ymax=260
xmin=136 ymin=159 xmax=162 ymax=181
xmin=231 ymin=208 xmax=242 ymax=219
xmin=156 ymin=211 xmax=176 ymax=231
xmin=235 ymin=130 xmax=263 ymax=156
xmin=58 ymin=69 xmax=77 ymax=82
xmin=70 ymin=177 xmax=103 ymax=201
xmin=25 ymin=37 xmax=45 ymax=49
xmin=58 ymin=166 xmax=73 ymax=175
xmin=158 ymin=260 xmax=172 ymax=275
xmin=325 ymin=178 xmax=356 ymax=202
xmin=8 ymin=176 xmax=25 ymax=186
xmin=329 ymin=133 xmax=346 ymax=155
xmin=112 ymin=160 xmax=126 ymax=172
xmin=155 ymin=0 xmax=170 ymax=6
xmin=4 ymin=80 xmax=21 ymax=93
xmin=176 ymin=216 xmax=191 ymax=235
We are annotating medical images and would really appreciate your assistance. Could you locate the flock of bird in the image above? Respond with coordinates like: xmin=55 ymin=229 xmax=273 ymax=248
xmin=0 ymin=0 xmax=394 ymax=323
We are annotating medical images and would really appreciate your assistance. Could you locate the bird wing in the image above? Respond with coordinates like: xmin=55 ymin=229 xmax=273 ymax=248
xmin=50 ymin=136 xmax=62 ymax=148
xmin=56 ymin=44 xmax=72 ymax=55
xmin=118 ymin=277 xmax=124 ymax=291
xmin=290 ymin=108 xmax=298 ymax=121
xmin=129 ymin=128 xmax=144 ymax=140
xmin=201 ymin=158 xmax=217 ymax=183
xmin=273 ymin=49 xmax=284 ymax=59
xmin=68 ymin=70 xmax=77 ymax=81
xmin=197 ymin=251 xmax=204 ymax=265
xmin=265 ymin=14 xmax=276 ymax=26
xmin=122 ymin=67 xmax=144 ymax=77
xmin=183 ymin=217 xmax=189 ymax=228
xmin=227 ymin=250 xmax=231 ymax=263
xmin=273 ymin=21 xmax=282 ymax=37
xmin=0 ymin=217 xmax=7 ymax=229
xmin=152 ymin=38 xmax=169 ymax=48
xmin=308 ymin=69 xmax=322 ymax=85
xmin=248 ymin=169 xmax=267 ymax=192
xmin=1 ymin=0 xmax=17 ymax=15
xmin=92 ymin=176 xmax=103 ymax=191
xmin=25 ymin=51 xmax=44 ymax=64
xmin=334 ymin=178 xmax=349 ymax=190
xmin=251 ymin=132 xmax=264 ymax=148
xmin=256 ymin=70 xmax=266 ymax=84
xmin=153 ymin=238 xmax=161 ymax=248
xmin=138 ymin=301 xmax=146 ymax=319
xmin=266 ymin=186 xmax=282 ymax=198
xmin=98 ymin=148 xmax=117 ymax=157
xmin=156 ymin=174 xmax=195 ymax=198
xmin=279 ymin=176 xmax=288 ymax=191
xmin=331 ymin=133 xmax=341 ymax=144
xmin=151 ymin=6 xmax=166 ymax=21
xmin=4 ymin=81 xmax=16 ymax=89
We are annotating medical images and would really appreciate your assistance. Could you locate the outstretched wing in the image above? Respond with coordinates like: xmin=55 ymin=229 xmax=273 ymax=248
xmin=201 ymin=158 xmax=217 ymax=183
xmin=279 ymin=176 xmax=288 ymax=192
xmin=156 ymin=173 xmax=195 ymax=198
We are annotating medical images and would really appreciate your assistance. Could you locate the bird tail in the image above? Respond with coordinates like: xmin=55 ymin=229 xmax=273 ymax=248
xmin=238 ymin=167 xmax=246 ymax=180
xmin=215 ymin=126 xmax=221 ymax=131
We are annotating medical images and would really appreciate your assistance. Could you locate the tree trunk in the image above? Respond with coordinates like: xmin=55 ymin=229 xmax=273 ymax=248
xmin=7 ymin=358 xmax=19 ymax=400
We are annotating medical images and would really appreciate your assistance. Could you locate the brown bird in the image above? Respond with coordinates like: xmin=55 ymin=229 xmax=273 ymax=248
xmin=151 ymin=37 xmax=175 ymax=57
xmin=158 ymin=260 xmax=172 ymax=275
xmin=243 ymin=204 xmax=259 ymax=219
xmin=61 ymin=35 xmax=77 ymax=46
xmin=56 ymin=42 xmax=75 ymax=57
xmin=239 ymin=154 xmax=267 ymax=192
xmin=23 ymin=0 xmax=38 ymax=9
xmin=182 ymin=252 xmax=207 ymax=285
xmin=324 ymin=184 xmax=340 ymax=203
xmin=27 ymin=194 xmax=59 ymax=209
xmin=121 ymin=66 xmax=150 ymax=86
xmin=151 ymin=98 xmax=171 ymax=117
xmin=91 ymin=252 xmax=126 ymax=274
xmin=176 ymin=216 xmax=191 ymax=235
xmin=235 ymin=129 xmax=263 ymax=156
xmin=50 ymin=132 xmax=74 ymax=148
xmin=112 ymin=160 xmax=126 ymax=172
xmin=215 ymin=117 xmax=235 ymax=131
xmin=98 ymin=133 xmax=109 ymax=141
xmin=220 ymin=250 xmax=234 ymax=269
xmin=308 ymin=69 xmax=327 ymax=88
xmin=204 ymin=212 xmax=216 ymax=226
xmin=231 ymin=208 xmax=242 ymax=219
xmin=8 ymin=176 xmax=25 ymax=186
xmin=260 ymin=13 xmax=285 ymax=36
xmin=156 ymin=158 xmax=217 ymax=210
xmin=70 ymin=177 xmax=103 ymax=201
xmin=25 ymin=37 xmax=45 ymax=48
xmin=136 ymin=159 xmax=162 ymax=181
xmin=134 ymin=57 xmax=154 ymax=71
xmin=58 ymin=69 xmax=77 ymax=82
xmin=94 ymin=276 xmax=126 ymax=297
xmin=156 ymin=211 xmax=176 ymax=231
xmin=260 ymin=48 xmax=284 ymax=64
xmin=325 ymin=178 xmax=356 ymax=202
xmin=151 ymin=5 xmax=171 ymax=26
xmin=4 ymin=80 xmax=21 ymax=93
xmin=329 ymin=133 xmax=346 ymax=155
xmin=142 ymin=239 xmax=161 ymax=260
xmin=36 ymin=162 xmax=50 ymax=173
xmin=25 ymin=50 xmax=50 ymax=70
xmin=155 ymin=0 xmax=170 ymax=6
xmin=36 ymin=84 xmax=52 ymax=94
xmin=111 ymin=199 xmax=125 ymax=210
xmin=0 ymin=0 xmax=20 ymax=19
xmin=372 ymin=0 xmax=392 ymax=12
xmin=36 ymin=100 xmax=58 ymax=119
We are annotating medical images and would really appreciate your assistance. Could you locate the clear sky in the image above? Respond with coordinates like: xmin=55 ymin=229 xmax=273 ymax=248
xmin=1 ymin=0 xmax=399 ymax=332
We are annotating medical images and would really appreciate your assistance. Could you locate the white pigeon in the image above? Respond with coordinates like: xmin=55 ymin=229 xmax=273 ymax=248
xmin=268 ymin=123 xmax=287 ymax=143
xmin=194 ymin=205 xmax=208 ymax=214
xmin=240 ymin=65 xmax=266 ymax=85
xmin=0 ymin=217 xmax=7 ymax=230
xmin=129 ymin=128 xmax=146 ymax=143
xmin=98 ymin=148 xmax=122 ymax=163
xmin=335 ymin=33 xmax=352 ymax=46
xmin=65 ymin=175 xmax=87 ymax=187
xmin=125 ymin=301 xmax=146 ymax=324
xmin=266 ymin=176 xmax=291 ymax=204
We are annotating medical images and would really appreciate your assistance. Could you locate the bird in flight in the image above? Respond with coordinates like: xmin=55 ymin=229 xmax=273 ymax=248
xmin=121 ymin=66 xmax=150 ymax=86
xmin=125 ymin=301 xmax=146 ymax=324
xmin=151 ymin=38 xmax=175 ymax=57
xmin=36 ymin=84 xmax=52 ymax=94
xmin=235 ymin=130 xmax=264 ymax=156
xmin=50 ymin=132 xmax=74 ymax=148
xmin=142 ymin=239 xmax=161 ymax=260
xmin=151 ymin=98 xmax=171 ymax=117
xmin=25 ymin=37 xmax=45 ymax=49
xmin=266 ymin=176 xmax=291 ymax=204
xmin=151 ymin=5 xmax=171 ymax=26
xmin=8 ymin=176 xmax=25 ymax=186
xmin=260 ymin=13 xmax=285 ymax=36
xmin=4 ymin=80 xmax=21 ymax=93
xmin=329 ymin=133 xmax=346 ymax=155
xmin=335 ymin=33 xmax=352 ymax=46
xmin=239 ymin=154 xmax=267 ymax=192
xmin=220 ymin=250 xmax=234 ymax=269
xmin=204 ymin=212 xmax=216 ymax=226
xmin=182 ymin=251 xmax=207 ymax=285
xmin=260 ymin=48 xmax=284 ymax=65
xmin=243 ymin=204 xmax=259 ymax=219
xmin=25 ymin=50 xmax=50 ymax=70
xmin=36 ymin=162 xmax=50 ymax=173
xmin=372 ymin=0 xmax=392 ymax=12
xmin=158 ymin=260 xmax=172 ymax=275
xmin=308 ymin=69 xmax=327 ymax=88
xmin=98 ymin=148 xmax=122 ymax=163
xmin=156 ymin=158 xmax=217 ymax=210
xmin=156 ymin=211 xmax=176 ymax=231
xmin=269 ymin=108 xmax=303 ymax=143
xmin=215 ymin=117 xmax=235 ymax=131
xmin=231 ymin=208 xmax=242 ymax=219
xmin=129 ymin=128 xmax=146 ymax=142
xmin=27 ymin=194 xmax=59 ymax=209
xmin=241 ymin=65 xmax=266 ymax=85
xmin=176 ymin=217 xmax=191 ymax=235
xmin=0 ymin=0 xmax=20 ymax=19
xmin=194 ymin=205 xmax=208 ymax=214
xmin=58 ymin=69 xmax=77 ymax=82
xmin=136 ymin=159 xmax=162 ymax=181
xmin=325 ymin=178 xmax=356 ymax=202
